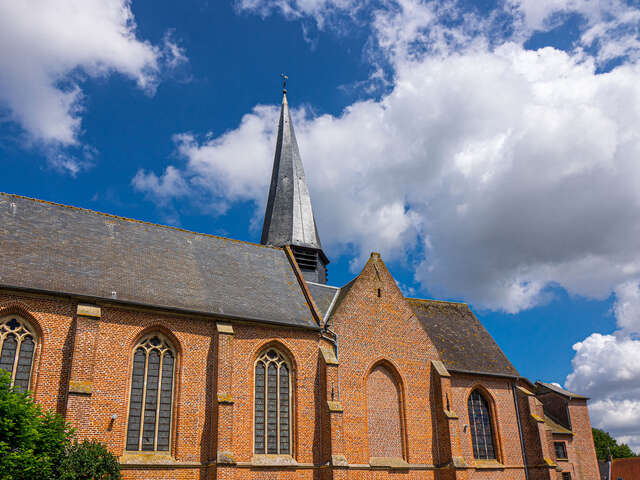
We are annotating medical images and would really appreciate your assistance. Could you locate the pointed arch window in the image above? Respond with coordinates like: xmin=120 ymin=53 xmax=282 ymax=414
xmin=254 ymin=348 xmax=291 ymax=455
xmin=0 ymin=315 xmax=37 ymax=391
xmin=468 ymin=389 xmax=496 ymax=459
xmin=126 ymin=334 xmax=176 ymax=452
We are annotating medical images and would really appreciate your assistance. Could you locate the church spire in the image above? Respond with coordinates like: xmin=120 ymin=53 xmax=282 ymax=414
xmin=261 ymin=79 xmax=329 ymax=283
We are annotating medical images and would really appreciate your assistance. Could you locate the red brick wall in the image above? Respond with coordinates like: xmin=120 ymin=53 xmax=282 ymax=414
xmin=552 ymin=435 xmax=578 ymax=479
xmin=328 ymin=253 xmax=440 ymax=479
xmin=366 ymin=363 xmax=403 ymax=458
xmin=222 ymin=323 xmax=321 ymax=478
xmin=611 ymin=457 xmax=640 ymax=480
xmin=566 ymin=400 xmax=599 ymax=480
xmin=535 ymin=394 xmax=599 ymax=480
xmin=449 ymin=373 xmax=527 ymax=480
xmin=0 ymin=256 xmax=601 ymax=480
xmin=0 ymin=292 xmax=75 ymax=414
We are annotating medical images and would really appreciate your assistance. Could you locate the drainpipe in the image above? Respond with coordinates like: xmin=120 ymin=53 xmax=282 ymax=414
xmin=513 ymin=383 xmax=530 ymax=480
xmin=433 ymin=385 xmax=441 ymax=480
xmin=321 ymin=325 xmax=341 ymax=401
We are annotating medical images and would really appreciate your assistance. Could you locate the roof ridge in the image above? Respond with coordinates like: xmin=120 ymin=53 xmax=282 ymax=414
xmin=0 ymin=192 xmax=280 ymax=251
xmin=406 ymin=297 xmax=469 ymax=306
xmin=306 ymin=280 xmax=339 ymax=290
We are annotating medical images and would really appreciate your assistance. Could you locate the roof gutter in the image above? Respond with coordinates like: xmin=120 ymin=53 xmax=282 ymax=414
xmin=0 ymin=284 xmax=322 ymax=331
xmin=448 ymin=368 xmax=519 ymax=379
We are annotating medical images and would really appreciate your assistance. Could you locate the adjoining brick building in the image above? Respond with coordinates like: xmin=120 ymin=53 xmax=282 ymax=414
xmin=599 ymin=457 xmax=640 ymax=480
xmin=0 ymin=88 xmax=600 ymax=479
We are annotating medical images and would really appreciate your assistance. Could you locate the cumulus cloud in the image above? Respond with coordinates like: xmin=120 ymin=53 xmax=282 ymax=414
xmin=137 ymin=0 xmax=640 ymax=451
xmin=132 ymin=166 xmax=189 ymax=204
xmin=0 ymin=0 xmax=185 ymax=174
xmin=510 ymin=0 xmax=640 ymax=64
xmin=566 ymin=283 xmax=640 ymax=452
xmin=136 ymin=42 xmax=640 ymax=312
xmin=134 ymin=107 xmax=280 ymax=215
xmin=238 ymin=0 xmax=640 ymax=67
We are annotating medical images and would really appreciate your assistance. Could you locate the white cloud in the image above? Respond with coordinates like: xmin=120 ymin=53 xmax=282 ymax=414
xmin=235 ymin=0 xmax=362 ymax=29
xmin=135 ymin=43 xmax=640 ymax=314
xmin=138 ymin=0 xmax=640 ymax=453
xmin=134 ymin=106 xmax=280 ymax=215
xmin=132 ymin=166 xmax=189 ymax=203
xmin=239 ymin=0 xmax=640 ymax=67
xmin=510 ymin=0 xmax=640 ymax=64
xmin=613 ymin=280 xmax=640 ymax=334
xmin=0 ymin=0 xmax=185 ymax=173
xmin=566 ymin=282 xmax=640 ymax=452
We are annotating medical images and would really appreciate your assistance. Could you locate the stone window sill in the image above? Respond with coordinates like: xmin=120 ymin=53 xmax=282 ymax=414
xmin=369 ymin=457 xmax=410 ymax=469
xmin=120 ymin=452 xmax=179 ymax=465
xmin=474 ymin=459 xmax=505 ymax=469
xmin=251 ymin=454 xmax=298 ymax=467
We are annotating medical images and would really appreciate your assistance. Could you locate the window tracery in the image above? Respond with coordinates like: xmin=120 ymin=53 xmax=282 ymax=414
xmin=0 ymin=315 xmax=36 ymax=391
xmin=468 ymin=389 xmax=497 ymax=459
xmin=126 ymin=334 xmax=176 ymax=452
xmin=254 ymin=348 xmax=291 ymax=455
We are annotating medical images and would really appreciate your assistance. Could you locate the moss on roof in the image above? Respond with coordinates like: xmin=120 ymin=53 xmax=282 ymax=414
xmin=407 ymin=298 xmax=518 ymax=377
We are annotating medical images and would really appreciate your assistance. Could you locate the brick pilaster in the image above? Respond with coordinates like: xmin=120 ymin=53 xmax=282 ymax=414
xmin=320 ymin=344 xmax=348 ymax=479
xmin=215 ymin=322 xmax=235 ymax=466
xmin=65 ymin=304 xmax=101 ymax=434
xmin=432 ymin=360 xmax=469 ymax=480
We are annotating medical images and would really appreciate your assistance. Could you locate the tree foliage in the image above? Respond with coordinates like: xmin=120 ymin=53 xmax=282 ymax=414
xmin=0 ymin=372 xmax=121 ymax=480
xmin=592 ymin=428 xmax=637 ymax=461
xmin=60 ymin=440 xmax=122 ymax=480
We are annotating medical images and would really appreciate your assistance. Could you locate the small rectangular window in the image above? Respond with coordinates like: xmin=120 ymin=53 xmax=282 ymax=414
xmin=562 ymin=472 xmax=571 ymax=480
xmin=555 ymin=441 xmax=568 ymax=459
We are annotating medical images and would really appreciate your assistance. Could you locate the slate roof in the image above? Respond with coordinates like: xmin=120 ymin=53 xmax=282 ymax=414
xmin=261 ymin=92 xmax=323 ymax=252
xmin=536 ymin=381 xmax=588 ymax=400
xmin=306 ymin=281 xmax=339 ymax=321
xmin=0 ymin=193 xmax=318 ymax=329
xmin=543 ymin=414 xmax=573 ymax=435
xmin=407 ymin=298 xmax=519 ymax=377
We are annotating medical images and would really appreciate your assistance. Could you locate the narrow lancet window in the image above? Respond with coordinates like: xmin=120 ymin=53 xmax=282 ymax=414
xmin=126 ymin=334 xmax=175 ymax=452
xmin=254 ymin=348 xmax=291 ymax=455
xmin=0 ymin=315 xmax=36 ymax=391
xmin=468 ymin=389 xmax=496 ymax=459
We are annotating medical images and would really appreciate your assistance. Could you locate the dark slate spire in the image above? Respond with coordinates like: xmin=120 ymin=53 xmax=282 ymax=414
xmin=261 ymin=84 xmax=329 ymax=283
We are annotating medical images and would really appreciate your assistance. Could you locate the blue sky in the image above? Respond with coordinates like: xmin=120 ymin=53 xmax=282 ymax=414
xmin=1 ymin=0 xmax=640 ymax=448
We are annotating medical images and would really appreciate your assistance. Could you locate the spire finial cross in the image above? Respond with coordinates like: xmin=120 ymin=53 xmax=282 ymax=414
xmin=281 ymin=73 xmax=288 ymax=93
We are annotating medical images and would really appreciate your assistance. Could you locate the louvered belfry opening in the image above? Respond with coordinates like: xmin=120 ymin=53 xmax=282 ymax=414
xmin=468 ymin=389 xmax=496 ymax=459
xmin=292 ymin=246 xmax=318 ymax=271
xmin=254 ymin=348 xmax=291 ymax=455
xmin=260 ymin=90 xmax=330 ymax=284
xmin=0 ymin=315 xmax=36 ymax=391
xmin=126 ymin=334 xmax=175 ymax=452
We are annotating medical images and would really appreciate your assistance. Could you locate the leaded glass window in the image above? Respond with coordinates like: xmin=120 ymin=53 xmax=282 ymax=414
xmin=254 ymin=349 xmax=291 ymax=455
xmin=555 ymin=441 xmax=568 ymax=459
xmin=468 ymin=389 xmax=496 ymax=460
xmin=126 ymin=334 xmax=175 ymax=452
xmin=0 ymin=315 xmax=36 ymax=391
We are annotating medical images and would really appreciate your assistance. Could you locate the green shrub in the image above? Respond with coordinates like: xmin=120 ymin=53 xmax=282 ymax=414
xmin=0 ymin=371 xmax=121 ymax=480
xmin=60 ymin=440 xmax=121 ymax=480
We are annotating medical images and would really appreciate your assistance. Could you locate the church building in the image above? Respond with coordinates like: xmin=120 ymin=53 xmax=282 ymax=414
xmin=0 ymin=87 xmax=600 ymax=479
